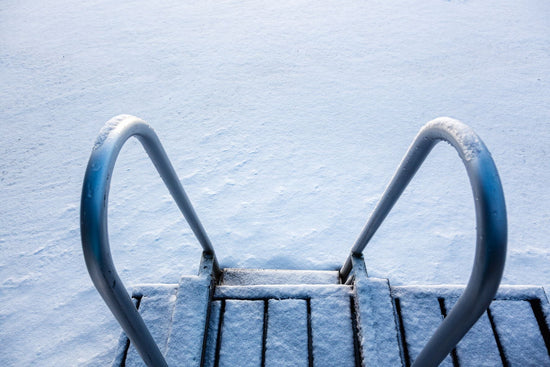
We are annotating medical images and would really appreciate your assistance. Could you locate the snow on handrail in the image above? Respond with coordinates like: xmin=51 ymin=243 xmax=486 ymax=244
xmin=340 ymin=117 xmax=507 ymax=366
xmin=80 ymin=115 xmax=217 ymax=367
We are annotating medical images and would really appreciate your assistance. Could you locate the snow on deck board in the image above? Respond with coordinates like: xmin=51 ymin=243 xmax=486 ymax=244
xmin=444 ymin=297 xmax=501 ymax=367
xmin=218 ymin=300 xmax=265 ymax=367
xmin=112 ymin=278 xmax=550 ymax=367
xmin=164 ymin=276 xmax=212 ymax=367
xmin=211 ymin=283 xmax=355 ymax=366
xmin=352 ymin=273 xmax=402 ymax=366
xmin=392 ymin=285 xmax=550 ymax=366
xmin=265 ymin=299 xmax=309 ymax=367
xmin=310 ymin=295 xmax=357 ymax=366
xmin=113 ymin=285 xmax=178 ymax=367
xmin=221 ymin=268 xmax=339 ymax=285
xmin=214 ymin=284 xmax=351 ymax=299
xmin=489 ymin=300 xmax=550 ymax=366
xmin=396 ymin=294 xmax=454 ymax=366
xmin=203 ymin=300 xmax=221 ymax=367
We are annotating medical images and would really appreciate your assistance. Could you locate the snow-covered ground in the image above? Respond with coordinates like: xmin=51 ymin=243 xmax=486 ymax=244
xmin=1 ymin=0 xmax=549 ymax=365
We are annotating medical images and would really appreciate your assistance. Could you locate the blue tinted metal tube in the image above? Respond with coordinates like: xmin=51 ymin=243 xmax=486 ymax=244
xmin=341 ymin=117 xmax=507 ymax=366
xmin=81 ymin=115 xmax=217 ymax=366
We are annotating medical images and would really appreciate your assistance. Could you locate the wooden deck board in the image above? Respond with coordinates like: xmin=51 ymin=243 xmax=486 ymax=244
xmin=265 ymin=299 xmax=309 ymax=367
xmin=310 ymin=295 xmax=357 ymax=366
xmin=396 ymin=294 xmax=454 ymax=366
xmin=444 ymin=297 xmax=501 ymax=367
xmin=490 ymin=300 xmax=550 ymax=366
xmin=352 ymin=257 xmax=402 ymax=366
xmin=111 ymin=273 xmax=550 ymax=367
xmin=164 ymin=276 xmax=212 ymax=367
xmin=203 ymin=300 xmax=221 ymax=367
xmin=218 ymin=300 xmax=265 ymax=367
xmin=112 ymin=285 xmax=177 ymax=367
xmin=222 ymin=269 xmax=339 ymax=286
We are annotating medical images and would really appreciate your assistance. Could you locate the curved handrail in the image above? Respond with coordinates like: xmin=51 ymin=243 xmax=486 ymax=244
xmin=80 ymin=115 xmax=217 ymax=367
xmin=340 ymin=117 xmax=507 ymax=366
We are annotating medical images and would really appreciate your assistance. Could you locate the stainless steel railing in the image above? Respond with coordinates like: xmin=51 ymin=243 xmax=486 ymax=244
xmin=340 ymin=117 xmax=507 ymax=366
xmin=82 ymin=115 xmax=506 ymax=367
xmin=80 ymin=115 xmax=218 ymax=367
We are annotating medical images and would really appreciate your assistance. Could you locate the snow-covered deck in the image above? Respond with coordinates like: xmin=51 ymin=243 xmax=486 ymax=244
xmin=111 ymin=265 xmax=550 ymax=367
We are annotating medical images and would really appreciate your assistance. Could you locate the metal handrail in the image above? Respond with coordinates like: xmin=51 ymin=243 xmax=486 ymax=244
xmin=340 ymin=117 xmax=507 ymax=366
xmin=80 ymin=115 xmax=218 ymax=367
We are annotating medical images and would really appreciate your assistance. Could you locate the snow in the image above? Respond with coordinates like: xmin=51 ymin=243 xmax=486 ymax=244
xmin=164 ymin=275 xmax=211 ymax=366
xmin=397 ymin=295 xmax=454 ymax=366
xmin=444 ymin=297 xmax=501 ymax=366
xmin=352 ymin=260 xmax=402 ymax=366
xmin=217 ymin=300 xmax=264 ymax=366
xmin=391 ymin=285 xmax=550 ymax=364
xmin=422 ymin=117 xmax=482 ymax=162
xmin=123 ymin=285 xmax=177 ymax=367
xmin=490 ymin=300 xmax=550 ymax=365
xmin=1 ymin=0 xmax=550 ymax=365
xmin=214 ymin=284 xmax=351 ymax=300
xmin=221 ymin=268 xmax=339 ymax=285
xmin=204 ymin=300 xmax=221 ymax=367
xmin=310 ymin=294 xmax=356 ymax=365
xmin=265 ymin=299 xmax=309 ymax=366
xmin=93 ymin=115 xmax=130 ymax=151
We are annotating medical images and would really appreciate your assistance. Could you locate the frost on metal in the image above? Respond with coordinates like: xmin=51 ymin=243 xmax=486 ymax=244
xmin=93 ymin=114 xmax=136 ymax=151
xmin=425 ymin=117 xmax=483 ymax=161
